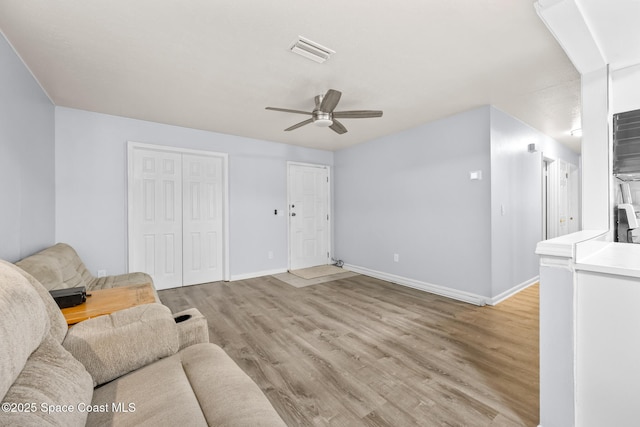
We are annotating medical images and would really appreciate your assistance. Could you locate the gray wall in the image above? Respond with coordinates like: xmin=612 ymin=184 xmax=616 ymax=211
xmin=54 ymin=107 xmax=333 ymax=278
xmin=0 ymin=33 xmax=55 ymax=262
xmin=489 ymin=106 xmax=579 ymax=298
xmin=334 ymin=107 xmax=493 ymax=297
xmin=334 ymin=105 xmax=579 ymax=301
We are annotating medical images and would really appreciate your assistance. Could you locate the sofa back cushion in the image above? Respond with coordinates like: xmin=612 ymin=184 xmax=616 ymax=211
xmin=0 ymin=261 xmax=93 ymax=427
xmin=0 ymin=262 xmax=50 ymax=399
xmin=1 ymin=335 xmax=93 ymax=427
xmin=1 ymin=261 xmax=68 ymax=344
xmin=16 ymin=243 xmax=93 ymax=291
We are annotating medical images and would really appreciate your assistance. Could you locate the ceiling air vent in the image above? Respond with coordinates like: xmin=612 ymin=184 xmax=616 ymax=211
xmin=289 ymin=36 xmax=335 ymax=63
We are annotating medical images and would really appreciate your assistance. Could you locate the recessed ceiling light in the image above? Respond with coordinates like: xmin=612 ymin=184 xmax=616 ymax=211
xmin=289 ymin=36 xmax=335 ymax=63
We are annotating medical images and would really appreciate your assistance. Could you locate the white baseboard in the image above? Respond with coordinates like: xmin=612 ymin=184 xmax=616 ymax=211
xmin=487 ymin=276 xmax=539 ymax=306
xmin=230 ymin=268 xmax=287 ymax=281
xmin=231 ymin=266 xmax=536 ymax=305
xmin=343 ymin=264 xmax=488 ymax=306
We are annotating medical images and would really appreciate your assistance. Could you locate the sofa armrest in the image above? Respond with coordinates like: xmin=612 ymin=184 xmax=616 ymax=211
xmin=62 ymin=303 xmax=179 ymax=387
xmin=173 ymin=308 xmax=210 ymax=350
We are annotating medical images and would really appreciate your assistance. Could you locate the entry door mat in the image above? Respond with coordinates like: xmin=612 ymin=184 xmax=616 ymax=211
xmin=274 ymin=267 xmax=358 ymax=288
xmin=289 ymin=265 xmax=346 ymax=279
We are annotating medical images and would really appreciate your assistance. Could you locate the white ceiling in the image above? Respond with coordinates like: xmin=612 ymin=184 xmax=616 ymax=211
xmin=578 ymin=0 xmax=640 ymax=70
xmin=0 ymin=0 xmax=582 ymax=152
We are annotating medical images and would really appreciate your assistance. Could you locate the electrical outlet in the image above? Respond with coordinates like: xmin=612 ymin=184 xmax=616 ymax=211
xmin=268 ymin=251 xmax=274 ymax=260
xmin=97 ymin=270 xmax=107 ymax=278
xmin=393 ymin=254 xmax=399 ymax=262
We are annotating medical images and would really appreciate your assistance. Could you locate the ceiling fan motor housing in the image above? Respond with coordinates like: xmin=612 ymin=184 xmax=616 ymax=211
xmin=313 ymin=111 xmax=333 ymax=127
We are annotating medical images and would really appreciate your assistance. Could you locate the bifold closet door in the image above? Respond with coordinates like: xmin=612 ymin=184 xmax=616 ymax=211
xmin=182 ymin=154 xmax=223 ymax=286
xmin=130 ymin=149 xmax=183 ymax=290
xmin=130 ymin=148 xmax=224 ymax=289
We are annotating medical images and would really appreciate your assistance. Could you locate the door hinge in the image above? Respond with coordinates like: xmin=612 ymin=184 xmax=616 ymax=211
xmin=327 ymin=214 xmax=329 ymax=220
xmin=327 ymin=252 xmax=330 ymax=258
xmin=326 ymin=177 xmax=329 ymax=183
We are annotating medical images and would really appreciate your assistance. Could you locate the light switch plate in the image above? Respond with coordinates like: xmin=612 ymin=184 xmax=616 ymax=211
xmin=469 ymin=170 xmax=482 ymax=180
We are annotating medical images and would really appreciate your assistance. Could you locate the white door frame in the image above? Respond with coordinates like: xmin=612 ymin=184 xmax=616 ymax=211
xmin=286 ymin=161 xmax=331 ymax=271
xmin=542 ymin=156 xmax=554 ymax=240
xmin=568 ymin=163 xmax=580 ymax=234
xmin=127 ymin=141 xmax=230 ymax=282
xmin=542 ymin=154 xmax=581 ymax=240
xmin=545 ymin=156 xmax=560 ymax=239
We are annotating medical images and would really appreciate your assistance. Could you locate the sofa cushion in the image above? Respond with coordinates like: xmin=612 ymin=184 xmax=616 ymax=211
xmin=89 ymin=272 xmax=158 ymax=301
xmin=1 ymin=261 xmax=68 ymax=344
xmin=0 ymin=262 xmax=50 ymax=399
xmin=16 ymin=243 xmax=93 ymax=291
xmin=0 ymin=335 xmax=93 ymax=427
xmin=63 ymin=303 xmax=179 ymax=386
xmin=89 ymin=271 xmax=153 ymax=291
xmin=88 ymin=343 xmax=286 ymax=427
xmin=88 ymin=346 xmax=209 ymax=427
xmin=179 ymin=343 xmax=287 ymax=427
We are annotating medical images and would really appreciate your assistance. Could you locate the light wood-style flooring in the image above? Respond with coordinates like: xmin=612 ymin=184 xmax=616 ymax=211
xmin=159 ymin=274 xmax=539 ymax=426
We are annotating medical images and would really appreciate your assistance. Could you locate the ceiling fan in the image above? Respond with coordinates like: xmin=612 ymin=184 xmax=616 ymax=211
xmin=265 ymin=89 xmax=383 ymax=134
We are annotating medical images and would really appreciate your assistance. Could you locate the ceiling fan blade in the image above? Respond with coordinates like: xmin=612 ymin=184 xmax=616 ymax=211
xmin=320 ymin=89 xmax=342 ymax=112
xmin=285 ymin=118 xmax=314 ymax=131
xmin=265 ymin=107 xmax=312 ymax=115
xmin=329 ymin=119 xmax=348 ymax=135
xmin=333 ymin=110 xmax=383 ymax=119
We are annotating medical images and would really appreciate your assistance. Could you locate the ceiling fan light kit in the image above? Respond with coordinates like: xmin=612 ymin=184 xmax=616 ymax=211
xmin=266 ymin=89 xmax=383 ymax=135
xmin=313 ymin=112 xmax=333 ymax=127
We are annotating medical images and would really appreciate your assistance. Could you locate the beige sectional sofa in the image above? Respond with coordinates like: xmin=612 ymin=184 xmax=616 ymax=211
xmin=15 ymin=242 xmax=207 ymax=346
xmin=16 ymin=242 xmax=155 ymax=295
xmin=0 ymin=251 xmax=286 ymax=426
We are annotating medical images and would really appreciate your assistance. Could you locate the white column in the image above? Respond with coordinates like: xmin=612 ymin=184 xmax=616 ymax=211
xmin=581 ymin=67 xmax=612 ymax=231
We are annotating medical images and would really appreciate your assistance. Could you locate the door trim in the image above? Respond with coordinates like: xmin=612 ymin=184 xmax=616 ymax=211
xmin=286 ymin=161 xmax=331 ymax=271
xmin=127 ymin=141 xmax=230 ymax=282
xmin=542 ymin=156 xmax=554 ymax=240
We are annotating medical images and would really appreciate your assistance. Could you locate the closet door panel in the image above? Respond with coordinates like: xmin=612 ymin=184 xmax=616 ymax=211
xmin=182 ymin=154 xmax=223 ymax=286
xmin=130 ymin=149 xmax=183 ymax=290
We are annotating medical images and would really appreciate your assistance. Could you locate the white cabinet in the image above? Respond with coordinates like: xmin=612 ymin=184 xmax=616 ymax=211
xmin=537 ymin=231 xmax=640 ymax=427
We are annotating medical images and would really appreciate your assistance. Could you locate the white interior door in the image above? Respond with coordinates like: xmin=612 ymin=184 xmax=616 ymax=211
xmin=558 ymin=159 xmax=570 ymax=236
xmin=289 ymin=164 xmax=329 ymax=271
xmin=545 ymin=158 xmax=577 ymax=239
xmin=129 ymin=144 xmax=227 ymax=289
xmin=182 ymin=154 xmax=223 ymax=286
xmin=546 ymin=160 xmax=559 ymax=239
xmin=568 ymin=164 xmax=580 ymax=233
xmin=130 ymin=149 xmax=183 ymax=290
xmin=543 ymin=160 xmax=549 ymax=240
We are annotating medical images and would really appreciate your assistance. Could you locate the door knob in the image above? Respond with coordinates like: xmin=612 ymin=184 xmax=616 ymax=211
xmin=291 ymin=213 xmax=296 ymax=216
